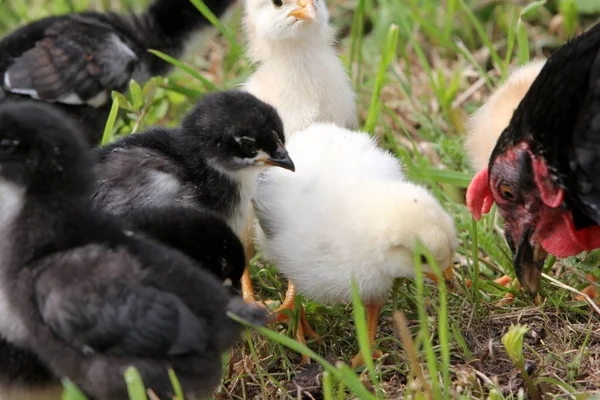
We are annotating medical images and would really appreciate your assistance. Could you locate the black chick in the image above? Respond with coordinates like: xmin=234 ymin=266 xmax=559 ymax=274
xmin=125 ymin=205 xmax=246 ymax=292
xmin=92 ymin=89 xmax=294 ymax=243
xmin=0 ymin=101 xmax=266 ymax=400
xmin=0 ymin=0 xmax=236 ymax=146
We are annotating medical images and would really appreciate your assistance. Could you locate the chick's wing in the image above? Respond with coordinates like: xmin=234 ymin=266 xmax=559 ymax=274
xmin=32 ymin=244 xmax=208 ymax=357
xmin=4 ymin=15 xmax=137 ymax=106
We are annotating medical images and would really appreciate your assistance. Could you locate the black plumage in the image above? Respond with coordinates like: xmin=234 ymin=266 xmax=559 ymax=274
xmin=490 ymin=21 xmax=600 ymax=227
xmin=0 ymin=101 xmax=265 ymax=400
xmin=0 ymin=0 xmax=235 ymax=145
xmin=467 ymin=21 xmax=600 ymax=294
xmin=92 ymin=89 xmax=294 ymax=243
xmin=125 ymin=206 xmax=246 ymax=291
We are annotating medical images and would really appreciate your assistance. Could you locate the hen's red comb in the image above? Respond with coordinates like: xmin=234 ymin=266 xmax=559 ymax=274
xmin=466 ymin=168 xmax=494 ymax=220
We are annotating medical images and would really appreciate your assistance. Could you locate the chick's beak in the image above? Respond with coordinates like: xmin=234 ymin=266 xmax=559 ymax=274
xmin=262 ymin=144 xmax=295 ymax=172
xmin=288 ymin=0 xmax=317 ymax=20
xmin=424 ymin=262 xmax=455 ymax=292
xmin=514 ymin=226 xmax=547 ymax=295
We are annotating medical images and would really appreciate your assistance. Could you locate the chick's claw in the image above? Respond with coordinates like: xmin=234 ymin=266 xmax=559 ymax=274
xmin=576 ymin=275 xmax=599 ymax=301
xmin=240 ymin=266 xmax=268 ymax=308
xmin=269 ymin=282 xmax=320 ymax=341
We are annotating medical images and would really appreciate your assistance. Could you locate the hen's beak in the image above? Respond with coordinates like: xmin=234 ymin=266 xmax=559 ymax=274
xmin=424 ymin=262 xmax=455 ymax=292
xmin=258 ymin=144 xmax=295 ymax=172
xmin=288 ymin=0 xmax=317 ymax=20
xmin=514 ymin=226 xmax=547 ymax=295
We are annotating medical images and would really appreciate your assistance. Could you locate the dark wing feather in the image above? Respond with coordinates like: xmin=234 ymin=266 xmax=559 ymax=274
xmin=34 ymin=244 xmax=208 ymax=357
xmin=4 ymin=16 xmax=137 ymax=107
xmin=570 ymin=49 xmax=600 ymax=226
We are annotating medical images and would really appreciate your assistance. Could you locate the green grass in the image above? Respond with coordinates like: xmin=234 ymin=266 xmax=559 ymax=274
xmin=3 ymin=0 xmax=600 ymax=399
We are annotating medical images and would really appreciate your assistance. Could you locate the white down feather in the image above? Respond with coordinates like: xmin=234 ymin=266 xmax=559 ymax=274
xmin=242 ymin=0 xmax=357 ymax=137
xmin=465 ymin=58 xmax=546 ymax=171
xmin=253 ymin=123 xmax=458 ymax=304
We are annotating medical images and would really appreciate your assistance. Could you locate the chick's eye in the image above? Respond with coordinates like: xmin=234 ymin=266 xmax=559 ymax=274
xmin=239 ymin=138 xmax=257 ymax=155
xmin=0 ymin=138 xmax=19 ymax=155
xmin=499 ymin=182 xmax=515 ymax=201
xmin=272 ymin=0 xmax=283 ymax=8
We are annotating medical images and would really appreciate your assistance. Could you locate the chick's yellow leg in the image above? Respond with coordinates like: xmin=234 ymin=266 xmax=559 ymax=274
xmin=266 ymin=281 xmax=320 ymax=363
xmin=241 ymin=266 xmax=258 ymax=303
xmin=239 ymin=210 xmax=265 ymax=306
xmin=273 ymin=282 xmax=320 ymax=339
xmin=351 ymin=303 xmax=384 ymax=369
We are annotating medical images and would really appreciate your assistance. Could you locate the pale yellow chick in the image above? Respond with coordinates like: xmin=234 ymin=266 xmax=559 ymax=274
xmin=466 ymin=59 xmax=546 ymax=171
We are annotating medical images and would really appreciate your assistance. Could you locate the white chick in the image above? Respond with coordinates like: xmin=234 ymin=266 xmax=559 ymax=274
xmin=253 ymin=123 xmax=458 ymax=367
xmin=242 ymin=0 xmax=357 ymax=136
xmin=239 ymin=0 xmax=358 ymax=310
xmin=465 ymin=59 xmax=546 ymax=171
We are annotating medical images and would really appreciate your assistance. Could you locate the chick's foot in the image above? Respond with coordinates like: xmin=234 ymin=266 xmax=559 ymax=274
xmin=266 ymin=281 xmax=320 ymax=363
xmin=241 ymin=266 xmax=267 ymax=308
xmin=350 ymin=303 xmax=384 ymax=369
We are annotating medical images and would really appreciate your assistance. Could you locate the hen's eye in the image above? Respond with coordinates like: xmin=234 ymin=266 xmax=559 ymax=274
xmin=239 ymin=138 xmax=257 ymax=155
xmin=0 ymin=139 xmax=19 ymax=155
xmin=272 ymin=0 xmax=283 ymax=8
xmin=499 ymin=182 xmax=515 ymax=201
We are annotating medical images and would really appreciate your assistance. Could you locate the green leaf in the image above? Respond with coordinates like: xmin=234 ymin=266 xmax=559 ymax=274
xmin=129 ymin=80 xmax=144 ymax=110
xmin=559 ymin=0 xmax=578 ymax=37
xmin=113 ymin=92 xmax=134 ymax=112
xmin=501 ymin=323 xmax=529 ymax=368
xmin=124 ymin=366 xmax=148 ymax=400
xmin=142 ymin=79 xmax=158 ymax=107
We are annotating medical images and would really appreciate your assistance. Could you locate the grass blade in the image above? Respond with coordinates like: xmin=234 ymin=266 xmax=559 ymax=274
xmin=412 ymin=241 xmax=441 ymax=399
xmin=227 ymin=313 xmax=378 ymax=400
xmin=148 ymin=49 xmax=219 ymax=92
xmin=322 ymin=371 xmax=335 ymax=400
xmin=124 ymin=366 xmax=148 ymax=400
xmin=168 ymin=368 xmax=184 ymax=400
xmin=101 ymin=92 xmax=121 ymax=145
xmin=350 ymin=278 xmax=378 ymax=391
xmin=517 ymin=1 xmax=547 ymax=65
xmin=61 ymin=378 xmax=88 ymax=400
xmin=364 ymin=23 xmax=399 ymax=133
xmin=187 ymin=0 xmax=241 ymax=54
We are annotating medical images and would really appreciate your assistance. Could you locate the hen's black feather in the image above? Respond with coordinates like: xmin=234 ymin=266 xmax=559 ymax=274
xmin=0 ymin=0 xmax=235 ymax=145
xmin=0 ymin=101 xmax=265 ymax=400
xmin=490 ymin=22 xmax=600 ymax=227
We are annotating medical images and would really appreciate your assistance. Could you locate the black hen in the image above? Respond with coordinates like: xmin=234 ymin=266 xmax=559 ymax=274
xmin=466 ymin=21 xmax=600 ymax=295
xmin=0 ymin=100 xmax=265 ymax=400
xmin=0 ymin=0 xmax=235 ymax=145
